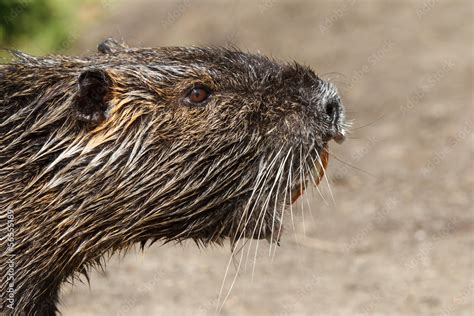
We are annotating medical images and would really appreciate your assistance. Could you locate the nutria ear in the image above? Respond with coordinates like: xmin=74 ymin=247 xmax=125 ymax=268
xmin=73 ymin=69 xmax=112 ymax=125
xmin=97 ymin=38 xmax=129 ymax=54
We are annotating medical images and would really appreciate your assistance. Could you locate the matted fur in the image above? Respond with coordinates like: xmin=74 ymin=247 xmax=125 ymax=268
xmin=0 ymin=39 xmax=347 ymax=315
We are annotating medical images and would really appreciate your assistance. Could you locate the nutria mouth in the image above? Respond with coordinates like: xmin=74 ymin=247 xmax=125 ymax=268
xmin=0 ymin=39 xmax=347 ymax=315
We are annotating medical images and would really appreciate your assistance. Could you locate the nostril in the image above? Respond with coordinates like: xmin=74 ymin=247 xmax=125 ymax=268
xmin=323 ymin=100 xmax=346 ymax=143
xmin=325 ymin=101 xmax=339 ymax=123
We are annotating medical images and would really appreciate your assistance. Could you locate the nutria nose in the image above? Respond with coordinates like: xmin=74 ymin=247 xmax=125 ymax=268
xmin=325 ymin=100 xmax=339 ymax=123
xmin=324 ymin=99 xmax=346 ymax=144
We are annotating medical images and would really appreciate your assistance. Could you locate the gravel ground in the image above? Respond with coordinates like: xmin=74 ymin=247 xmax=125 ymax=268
xmin=60 ymin=1 xmax=473 ymax=315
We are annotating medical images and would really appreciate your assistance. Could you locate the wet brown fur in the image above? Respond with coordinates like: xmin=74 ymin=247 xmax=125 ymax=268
xmin=0 ymin=39 xmax=347 ymax=315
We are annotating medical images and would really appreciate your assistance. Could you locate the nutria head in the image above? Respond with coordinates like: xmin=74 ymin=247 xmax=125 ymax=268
xmin=0 ymin=39 xmax=347 ymax=314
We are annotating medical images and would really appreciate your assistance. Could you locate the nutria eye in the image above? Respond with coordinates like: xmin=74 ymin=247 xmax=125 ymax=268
xmin=185 ymin=86 xmax=210 ymax=105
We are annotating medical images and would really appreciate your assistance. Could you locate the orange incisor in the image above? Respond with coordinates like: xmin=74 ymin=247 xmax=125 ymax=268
xmin=291 ymin=145 xmax=329 ymax=204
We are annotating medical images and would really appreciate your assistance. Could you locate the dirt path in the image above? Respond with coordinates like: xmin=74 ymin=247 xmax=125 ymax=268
xmin=61 ymin=1 xmax=473 ymax=315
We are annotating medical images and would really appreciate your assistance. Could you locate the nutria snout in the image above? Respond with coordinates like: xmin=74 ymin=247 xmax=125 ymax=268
xmin=0 ymin=39 xmax=347 ymax=315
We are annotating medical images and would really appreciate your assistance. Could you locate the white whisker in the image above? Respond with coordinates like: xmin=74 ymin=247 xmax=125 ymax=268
xmin=315 ymin=150 xmax=336 ymax=205
xmin=308 ymin=156 xmax=330 ymax=206
xmin=216 ymin=237 xmax=245 ymax=314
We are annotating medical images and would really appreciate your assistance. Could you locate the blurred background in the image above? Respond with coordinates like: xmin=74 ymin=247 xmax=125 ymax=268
xmin=1 ymin=0 xmax=472 ymax=315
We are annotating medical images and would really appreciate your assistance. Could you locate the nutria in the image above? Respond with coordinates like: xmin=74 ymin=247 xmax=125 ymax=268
xmin=0 ymin=38 xmax=347 ymax=315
